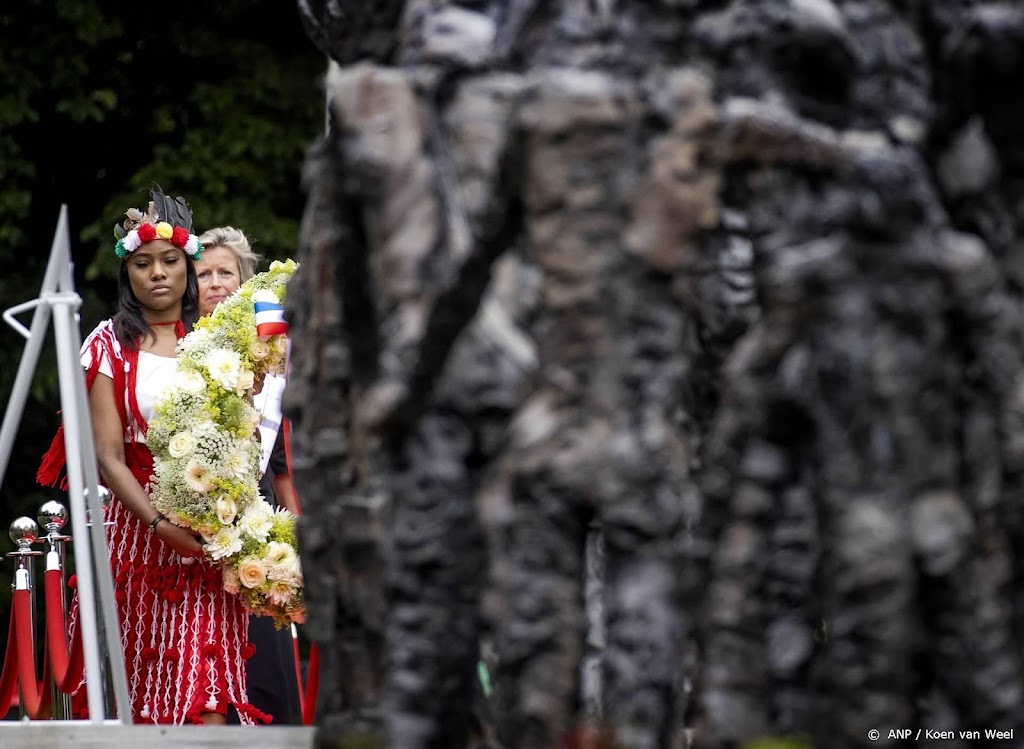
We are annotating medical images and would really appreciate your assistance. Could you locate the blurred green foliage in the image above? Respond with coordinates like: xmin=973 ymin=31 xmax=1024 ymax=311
xmin=0 ymin=0 xmax=324 ymax=664
xmin=742 ymin=738 xmax=815 ymax=749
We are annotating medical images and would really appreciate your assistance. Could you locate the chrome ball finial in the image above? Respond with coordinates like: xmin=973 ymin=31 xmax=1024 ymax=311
xmin=85 ymin=485 xmax=112 ymax=508
xmin=38 ymin=500 xmax=68 ymax=532
xmin=9 ymin=516 xmax=40 ymax=548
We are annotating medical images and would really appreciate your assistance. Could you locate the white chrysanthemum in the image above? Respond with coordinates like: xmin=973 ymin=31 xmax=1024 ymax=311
xmin=238 ymin=556 xmax=268 ymax=589
xmin=203 ymin=525 xmax=243 ymax=561
xmin=204 ymin=347 xmax=241 ymax=390
xmin=266 ymin=581 xmax=294 ymax=606
xmin=174 ymin=369 xmax=206 ymax=395
xmin=237 ymin=501 xmax=273 ymax=542
xmin=168 ymin=432 xmax=195 ymax=459
xmin=263 ymin=541 xmax=297 ymax=568
xmin=225 ymin=448 xmax=250 ymax=479
xmin=273 ymin=506 xmax=296 ymax=522
xmin=216 ymin=495 xmax=238 ymax=526
xmin=268 ymin=558 xmax=302 ymax=587
xmin=184 ymin=459 xmax=215 ymax=492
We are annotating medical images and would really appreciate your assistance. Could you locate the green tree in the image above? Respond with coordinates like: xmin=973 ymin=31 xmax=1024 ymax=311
xmin=0 ymin=0 xmax=324 ymax=680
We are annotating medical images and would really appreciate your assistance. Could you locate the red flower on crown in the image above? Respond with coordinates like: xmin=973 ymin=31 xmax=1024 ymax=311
xmin=137 ymin=223 xmax=157 ymax=242
xmin=171 ymin=226 xmax=190 ymax=247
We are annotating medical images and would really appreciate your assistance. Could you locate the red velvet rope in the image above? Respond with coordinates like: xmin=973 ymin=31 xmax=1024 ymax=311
xmin=292 ymin=628 xmax=304 ymax=718
xmin=283 ymin=416 xmax=318 ymax=724
xmin=301 ymin=643 xmax=320 ymax=726
xmin=13 ymin=588 xmax=52 ymax=718
xmin=0 ymin=602 xmax=20 ymax=716
xmin=44 ymin=568 xmax=85 ymax=693
xmin=1 ymin=570 xmax=86 ymax=717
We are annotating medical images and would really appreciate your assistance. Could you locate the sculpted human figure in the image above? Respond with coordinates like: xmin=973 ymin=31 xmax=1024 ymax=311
xmin=290 ymin=1 xmax=1024 ymax=747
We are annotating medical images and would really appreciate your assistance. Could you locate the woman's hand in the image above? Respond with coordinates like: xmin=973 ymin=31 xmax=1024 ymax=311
xmin=154 ymin=519 xmax=205 ymax=558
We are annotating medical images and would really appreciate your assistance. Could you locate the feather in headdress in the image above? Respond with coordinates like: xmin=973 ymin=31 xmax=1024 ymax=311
xmin=149 ymin=184 xmax=195 ymax=232
xmin=114 ymin=184 xmax=196 ymax=237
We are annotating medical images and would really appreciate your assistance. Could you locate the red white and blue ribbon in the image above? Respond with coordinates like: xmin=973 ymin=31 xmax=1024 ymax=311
xmin=254 ymin=300 xmax=288 ymax=339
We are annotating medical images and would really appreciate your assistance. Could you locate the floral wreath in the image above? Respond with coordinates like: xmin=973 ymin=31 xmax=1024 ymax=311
xmin=146 ymin=259 xmax=303 ymax=627
xmin=115 ymin=221 xmax=203 ymax=259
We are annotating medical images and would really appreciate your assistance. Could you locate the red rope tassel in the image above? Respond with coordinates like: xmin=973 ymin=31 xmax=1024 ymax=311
xmin=36 ymin=344 xmax=104 ymax=489
xmin=36 ymin=424 xmax=69 ymax=489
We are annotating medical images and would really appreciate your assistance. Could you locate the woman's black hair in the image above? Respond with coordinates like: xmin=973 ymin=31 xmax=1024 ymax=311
xmin=113 ymin=255 xmax=201 ymax=349
xmin=111 ymin=184 xmax=201 ymax=348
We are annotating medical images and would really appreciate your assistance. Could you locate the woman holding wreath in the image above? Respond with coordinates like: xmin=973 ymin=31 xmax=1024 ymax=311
xmin=37 ymin=187 xmax=267 ymax=725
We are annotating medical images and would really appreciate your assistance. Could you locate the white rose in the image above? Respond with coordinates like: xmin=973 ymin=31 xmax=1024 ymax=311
xmin=236 ymin=368 xmax=255 ymax=393
xmin=216 ymin=496 xmax=238 ymax=525
xmin=237 ymin=556 xmax=268 ymax=589
xmin=174 ymin=369 xmax=206 ymax=395
xmin=250 ymin=340 xmax=271 ymax=360
xmin=167 ymin=432 xmax=195 ymax=459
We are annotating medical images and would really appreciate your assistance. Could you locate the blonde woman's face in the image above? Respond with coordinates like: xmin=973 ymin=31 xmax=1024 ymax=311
xmin=195 ymin=245 xmax=241 ymax=316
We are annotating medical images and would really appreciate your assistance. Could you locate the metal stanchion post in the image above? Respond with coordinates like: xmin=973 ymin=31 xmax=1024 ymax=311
xmin=38 ymin=501 xmax=72 ymax=720
xmin=7 ymin=517 xmax=43 ymax=720
xmin=1 ymin=206 xmax=131 ymax=723
xmin=82 ymin=486 xmax=116 ymax=718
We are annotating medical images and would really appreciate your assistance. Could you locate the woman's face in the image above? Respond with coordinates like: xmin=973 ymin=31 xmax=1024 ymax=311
xmin=126 ymin=240 xmax=188 ymax=314
xmin=195 ymin=245 xmax=242 ymax=316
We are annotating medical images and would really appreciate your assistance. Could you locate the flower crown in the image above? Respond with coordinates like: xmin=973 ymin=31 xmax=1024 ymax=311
xmin=115 ymin=221 xmax=203 ymax=259
xmin=113 ymin=186 xmax=204 ymax=260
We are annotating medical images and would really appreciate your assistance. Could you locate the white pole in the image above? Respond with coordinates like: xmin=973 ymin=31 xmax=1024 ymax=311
xmin=1 ymin=206 xmax=131 ymax=724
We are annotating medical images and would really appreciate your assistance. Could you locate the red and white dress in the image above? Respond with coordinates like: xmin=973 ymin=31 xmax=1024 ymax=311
xmin=40 ymin=320 xmax=268 ymax=725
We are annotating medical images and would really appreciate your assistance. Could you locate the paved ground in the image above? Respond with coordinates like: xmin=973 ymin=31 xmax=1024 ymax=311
xmin=0 ymin=723 xmax=315 ymax=749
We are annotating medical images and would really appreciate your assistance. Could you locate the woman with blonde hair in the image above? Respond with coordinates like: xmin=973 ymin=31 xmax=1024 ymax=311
xmin=195 ymin=225 xmax=303 ymax=725
xmin=195 ymin=226 xmax=261 ymax=316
